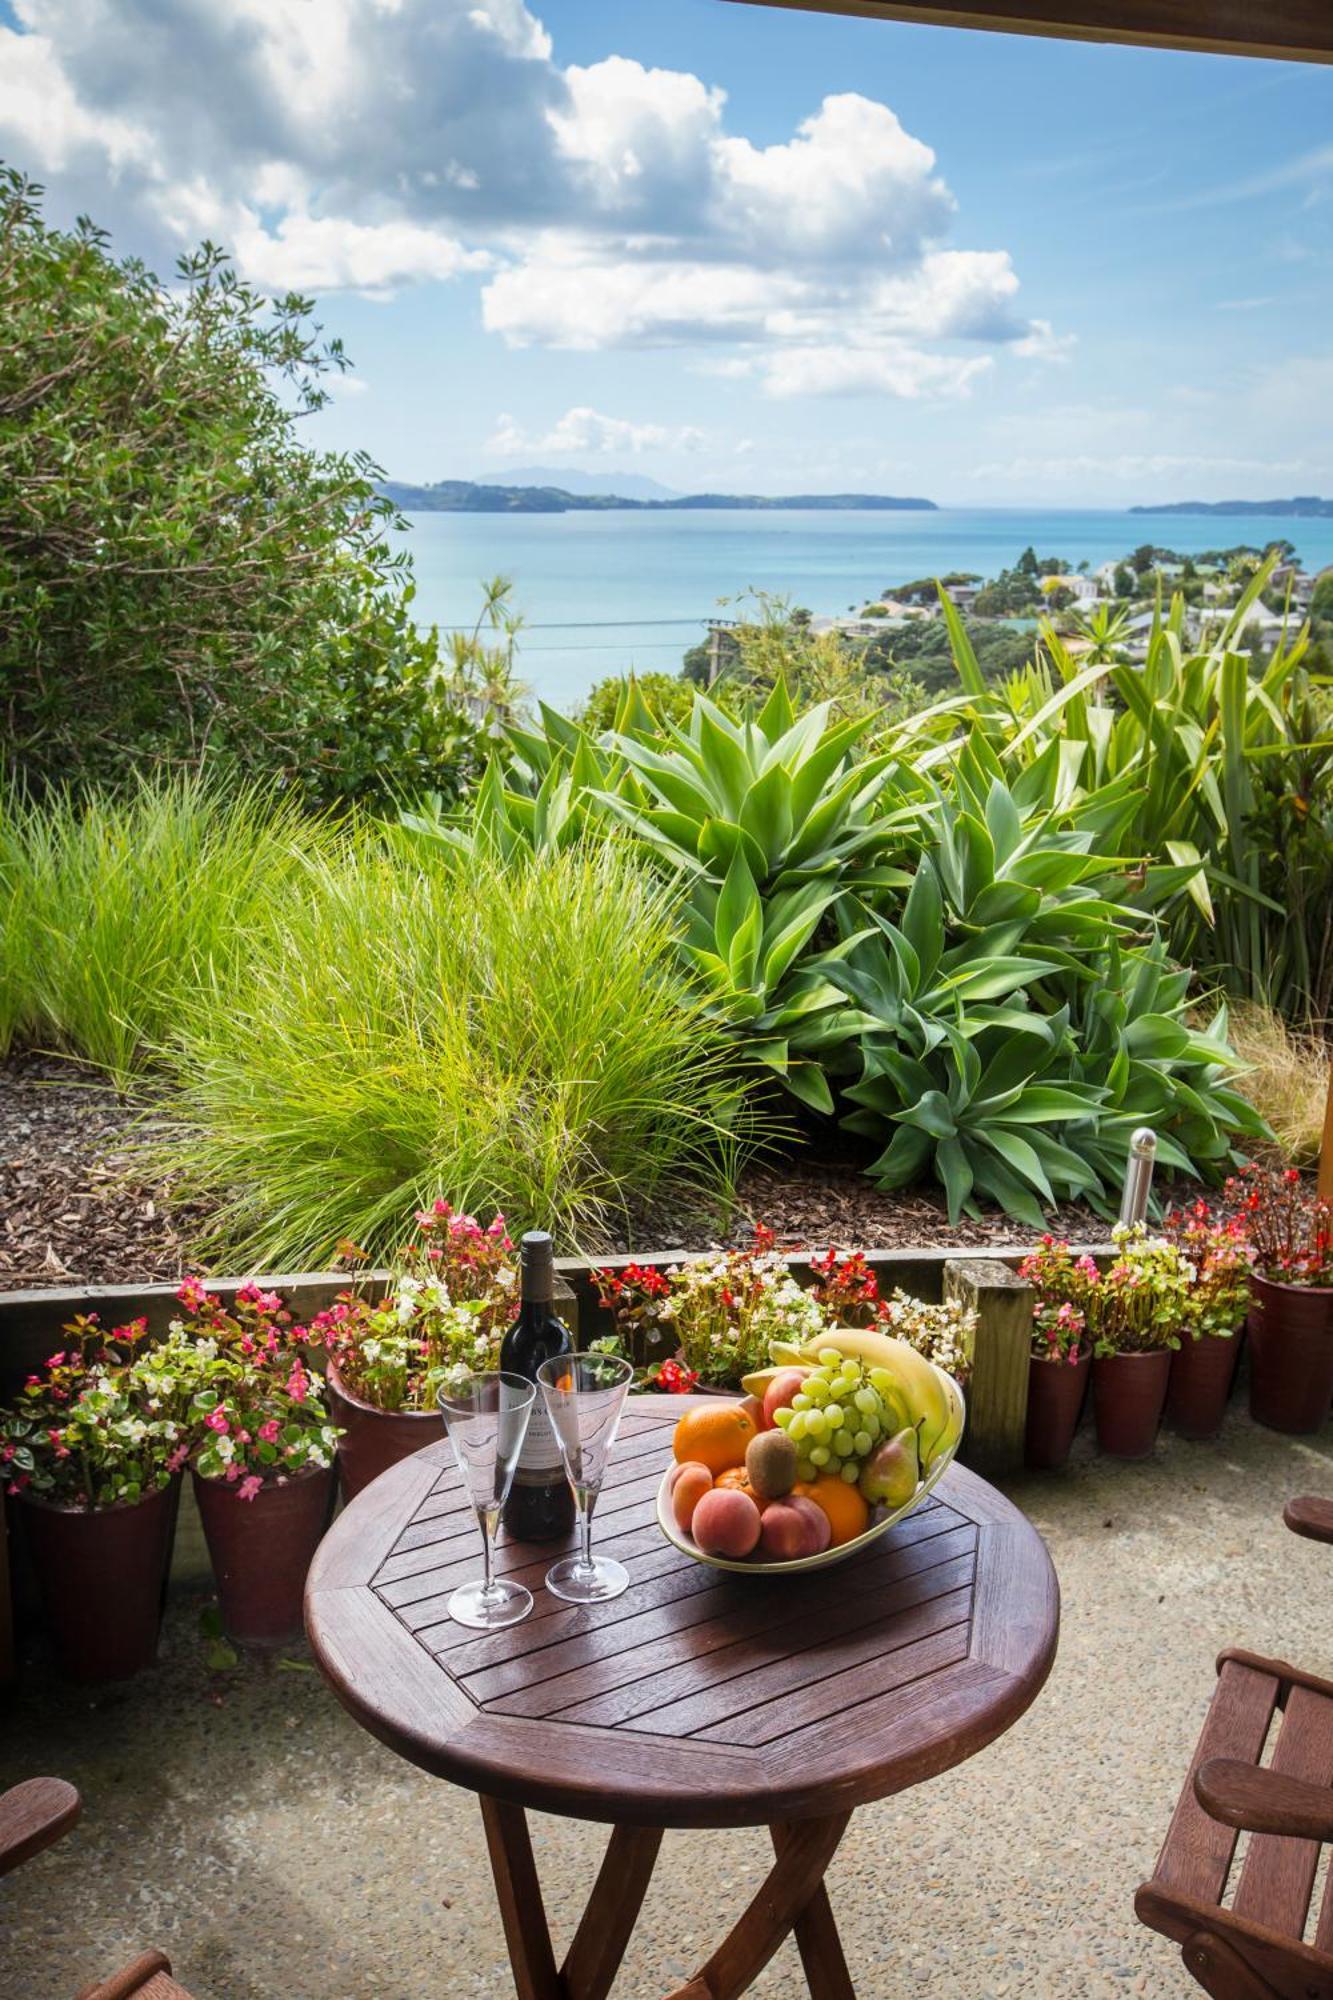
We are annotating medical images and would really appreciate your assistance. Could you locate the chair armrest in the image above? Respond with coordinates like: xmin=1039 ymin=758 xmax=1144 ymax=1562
xmin=1196 ymin=1758 xmax=1333 ymax=1842
xmin=1284 ymin=1495 xmax=1333 ymax=1546
xmin=0 ymin=1777 xmax=81 ymax=1876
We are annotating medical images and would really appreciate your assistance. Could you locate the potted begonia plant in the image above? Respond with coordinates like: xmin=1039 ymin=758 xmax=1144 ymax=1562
xmin=1 ymin=1316 xmax=191 ymax=1680
xmin=593 ymin=1228 xmax=828 ymax=1391
xmin=1231 ymin=1166 xmax=1333 ymax=1434
xmin=167 ymin=1279 xmax=340 ymax=1646
xmin=1089 ymin=1227 xmax=1189 ymax=1458
xmin=309 ymin=1204 xmax=517 ymax=1499
xmin=1163 ymin=1202 xmax=1251 ymax=1440
xmin=594 ymin=1234 xmax=976 ymax=1394
xmin=1017 ymin=1238 xmax=1097 ymax=1470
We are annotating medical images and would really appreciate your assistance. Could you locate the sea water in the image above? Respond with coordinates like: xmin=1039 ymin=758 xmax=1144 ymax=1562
xmin=396 ymin=507 xmax=1333 ymax=712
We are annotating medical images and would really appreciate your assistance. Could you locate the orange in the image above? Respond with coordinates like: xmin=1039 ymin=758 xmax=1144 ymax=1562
xmin=793 ymin=1475 xmax=870 ymax=1547
xmin=716 ymin=1465 xmax=770 ymax=1513
xmin=671 ymin=1402 xmax=756 ymax=1476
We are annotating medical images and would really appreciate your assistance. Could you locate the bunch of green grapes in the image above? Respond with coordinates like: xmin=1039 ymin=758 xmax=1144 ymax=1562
xmin=771 ymin=1352 xmax=907 ymax=1486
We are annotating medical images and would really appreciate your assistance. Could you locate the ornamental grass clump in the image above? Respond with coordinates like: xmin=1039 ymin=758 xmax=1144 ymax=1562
xmin=1226 ymin=1165 xmax=1333 ymax=1288
xmin=308 ymin=1203 xmax=519 ymax=1413
xmin=0 ymin=774 xmax=334 ymax=1085
xmin=157 ymin=837 xmax=759 ymax=1265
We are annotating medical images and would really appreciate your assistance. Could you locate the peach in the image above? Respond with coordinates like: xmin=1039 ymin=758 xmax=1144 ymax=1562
xmin=759 ymin=1497 xmax=831 ymax=1562
xmin=671 ymin=1462 xmax=714 ymax=1532
xmin=738 ymin=1392 xmax=769 ymax=1433
xmin=762 ymin=1368 xmax=809 ymax=1429
xmin=690 ymin=1486 xmax=762 ymax=1559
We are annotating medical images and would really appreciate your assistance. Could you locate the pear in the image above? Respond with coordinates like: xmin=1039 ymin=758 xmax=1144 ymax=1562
xmin=858 ymin=1426 xmax=920 ymax=1510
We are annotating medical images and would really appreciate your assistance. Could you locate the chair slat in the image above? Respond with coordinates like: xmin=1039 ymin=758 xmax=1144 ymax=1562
xmin=1153 ymin=1662 xmax=1279 ymax=1909
xmin=1232 ymin=1686 xmax=1333 ymax=1938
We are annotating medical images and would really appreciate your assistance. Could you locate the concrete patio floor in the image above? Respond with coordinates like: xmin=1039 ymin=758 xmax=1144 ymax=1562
xmin=4 ymin=1405 xmax=1332 ymax=2000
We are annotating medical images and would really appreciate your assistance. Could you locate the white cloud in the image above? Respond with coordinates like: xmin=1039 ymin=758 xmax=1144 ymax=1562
xmin=760 ymin=346 xmax=991 ymax=401
xmin=486 ymin=406 xmax=706 ymax=455
xmin=1012 ymin=319 xmax=1077 ymax=362
xmin=0 ymin=0 xmax=1061 ymax=397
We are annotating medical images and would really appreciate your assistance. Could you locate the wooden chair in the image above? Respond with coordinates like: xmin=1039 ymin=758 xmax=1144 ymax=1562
xmin=1135 ymin=1494 xmax=1333 ymax=1999
xmin=0 ymin=1778 xmax=195 ymax=1999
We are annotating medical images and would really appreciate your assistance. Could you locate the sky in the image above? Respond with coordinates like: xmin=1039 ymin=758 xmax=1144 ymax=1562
xmin=1 ymin=0 xmax=1331 ymax=506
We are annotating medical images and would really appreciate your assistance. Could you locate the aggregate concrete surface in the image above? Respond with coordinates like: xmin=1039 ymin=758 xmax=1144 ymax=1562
xmin=3 ymin=1405 xmax=1331 ymax=2000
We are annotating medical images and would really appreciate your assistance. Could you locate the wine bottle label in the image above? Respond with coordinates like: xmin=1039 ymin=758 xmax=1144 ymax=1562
xmin=513 ymin=1401 xmax=564 ymax=1479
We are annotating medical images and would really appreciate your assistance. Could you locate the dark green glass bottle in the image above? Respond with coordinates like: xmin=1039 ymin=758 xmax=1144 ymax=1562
xmin=499 ymin=1232 xmax=576 ymax=1542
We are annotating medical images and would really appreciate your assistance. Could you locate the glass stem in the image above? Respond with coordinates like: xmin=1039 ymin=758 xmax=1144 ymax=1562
xmin=578 ymin=1491 xmax=596 ymax=1576
xmin=480 ymin=1505 xmax=499 ymax=1599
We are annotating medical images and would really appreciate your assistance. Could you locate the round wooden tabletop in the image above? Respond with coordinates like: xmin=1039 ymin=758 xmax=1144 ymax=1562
xmin=305 ymin=1394 xmax=1059 ymax=1830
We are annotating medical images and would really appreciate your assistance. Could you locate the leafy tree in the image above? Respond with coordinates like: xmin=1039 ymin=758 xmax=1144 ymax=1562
xmin=0 ymin=166 xmax=482 ymax=805
xmin=1113 ymin=562 xmax=1136 ymax=598
xmin=1131 ymin=544 xmax=1157 ymax=576
xmin=1310 ymin=571 xmax=1333 ymax=631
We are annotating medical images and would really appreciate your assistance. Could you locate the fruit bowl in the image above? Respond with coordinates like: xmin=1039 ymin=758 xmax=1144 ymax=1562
xmin=656 ymin=1368 xmax=965 ymax=1576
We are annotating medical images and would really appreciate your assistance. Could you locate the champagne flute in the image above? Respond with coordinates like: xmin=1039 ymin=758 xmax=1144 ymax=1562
xmin=536 ymin=1351 xmax=634 ymax=1604
xmin=436 ymin=1371 xmax=536 ymax=1630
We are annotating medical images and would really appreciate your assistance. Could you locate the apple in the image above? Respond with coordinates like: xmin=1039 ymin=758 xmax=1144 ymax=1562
xmin=762 ymin=1368 xmax=809 ymax=1430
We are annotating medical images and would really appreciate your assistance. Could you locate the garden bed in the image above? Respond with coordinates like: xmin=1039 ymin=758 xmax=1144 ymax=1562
xmin=1 ymin=1053 xmax=1164 ymax=1290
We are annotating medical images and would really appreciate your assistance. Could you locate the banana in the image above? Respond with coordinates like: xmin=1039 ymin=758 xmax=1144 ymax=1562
xmin=795 ymin=1327 xmax=959 ymax=1467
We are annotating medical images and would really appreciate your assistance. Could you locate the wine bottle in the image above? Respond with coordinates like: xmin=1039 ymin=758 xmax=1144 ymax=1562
xmin=500 ymin=1231 xmax=576 ymax=1543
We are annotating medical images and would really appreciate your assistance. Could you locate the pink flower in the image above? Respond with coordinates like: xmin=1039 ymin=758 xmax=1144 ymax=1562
xmin=257 ymin=1419 xmax=280 ymax=1443
xmin=176 ymin=1276 xmax=209 ymax=1312
xmin=224 ymin=1462 xmax=240 ymax=1482
xmin=205 ymin=1408 xmax=230 ymax=1433
xmin=237 ymin=1475 xmax=263 ymax=1502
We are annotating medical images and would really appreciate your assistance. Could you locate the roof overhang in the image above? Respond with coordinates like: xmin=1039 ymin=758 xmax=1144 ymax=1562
xmin=719 ymin=1 xmax=1333 ymax=65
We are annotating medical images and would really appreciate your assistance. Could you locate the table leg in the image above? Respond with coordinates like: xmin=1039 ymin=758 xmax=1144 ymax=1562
xmin=665 ymin=1811 xmax=852 ymax=2000
xmin=561 ymin=1824 xmax=664 ymax=2000
xmin=479 ymin=1799 xmax=664 ymax=2000
xmin=770 ymin=1822 xmax=856 ymax=2000
xmin=480 ymin=1796 xmax=563 ymax=2000
xmin=479 ymin=1800 xmax=853 ymax=2000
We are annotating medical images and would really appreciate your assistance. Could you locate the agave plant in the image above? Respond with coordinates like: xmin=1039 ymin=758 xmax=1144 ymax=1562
xmin=921 ymin=560 xmax=1330 ymax=1018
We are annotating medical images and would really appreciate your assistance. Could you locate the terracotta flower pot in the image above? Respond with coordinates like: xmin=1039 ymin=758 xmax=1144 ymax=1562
xmin=193 ymin=1463 xmax=335 ymax=1646
xmin=1247 ymin=1276 xmax=1333 ymax=1435
xmin=1024 ymin=1348 xmax=1091 ymax=1470
xmin=13 ymin=1478 xmax=179 ymax=1682
xmin=1092 ymin=1349 xmax=1172 ymax=1459
xmin=1166 ymin=1329 xmax=1241 ymax=1442
xmin=326 ymin=1358 xmax=442 ymax=1501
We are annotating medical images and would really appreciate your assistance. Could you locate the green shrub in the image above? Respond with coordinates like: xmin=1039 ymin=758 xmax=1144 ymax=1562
xmin=155 ymin=837 xmax=760 ymax=1264
xmin=0 ymin=776 xmax=333 ymax=1086
xmin=0 ymin=167 xmax=480 ymax=808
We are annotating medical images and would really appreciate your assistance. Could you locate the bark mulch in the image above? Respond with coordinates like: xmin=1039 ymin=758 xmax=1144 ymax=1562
xmin=0 ymin=1055 xmax=208 ymax=1293
xmin=1 ymin=1055 xmax=1136 ymax=1294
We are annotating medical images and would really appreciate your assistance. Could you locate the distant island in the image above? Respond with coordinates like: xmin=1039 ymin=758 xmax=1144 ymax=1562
xmin=380 ymin=479 xmax=937 ymax=515
xmin=1131 ymin=496 xmax=1333 ymax=518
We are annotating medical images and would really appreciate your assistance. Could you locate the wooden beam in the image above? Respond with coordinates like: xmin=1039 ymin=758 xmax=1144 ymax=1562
xmin=720 ymin=0 xmax=1333 ymax=65
xmin=945 ymin=1257 xmax=1033 ymax=1478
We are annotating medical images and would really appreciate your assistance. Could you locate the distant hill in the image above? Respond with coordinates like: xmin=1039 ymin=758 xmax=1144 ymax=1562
xmin=472 ymin=465 xmax=681 ymax=501
xmin=380 ymin=479 xmax=937 ymax=514
xmin=1131 ymin=496 xmax=1333 ymax=517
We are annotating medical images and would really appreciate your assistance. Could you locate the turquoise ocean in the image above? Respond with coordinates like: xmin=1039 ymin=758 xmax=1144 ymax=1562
xmin=396 ymin=508 xmax=1333 ymax=711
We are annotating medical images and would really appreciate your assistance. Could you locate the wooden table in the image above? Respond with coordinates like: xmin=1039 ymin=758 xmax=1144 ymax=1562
xmin=306 ymin=1394 xmax=1059 ymax=2000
